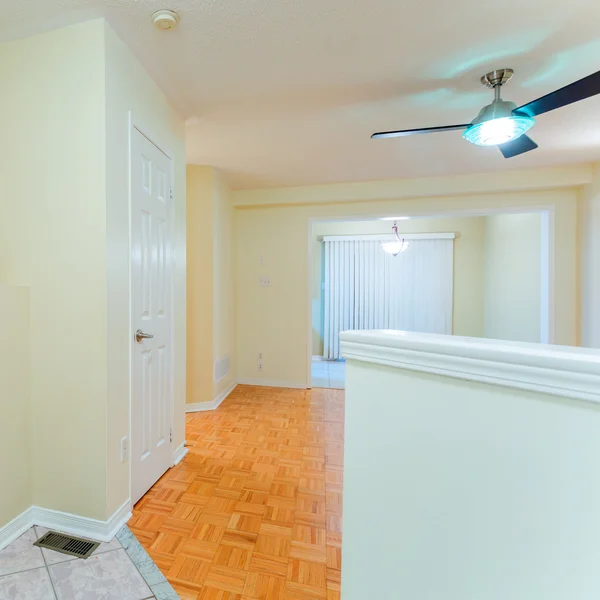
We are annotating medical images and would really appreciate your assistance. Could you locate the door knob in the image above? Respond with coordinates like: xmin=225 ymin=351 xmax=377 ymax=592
xmin=135 ymin=329 xmax=154 ymax=343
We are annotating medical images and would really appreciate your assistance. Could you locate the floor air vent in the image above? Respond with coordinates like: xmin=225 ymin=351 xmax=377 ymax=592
xmin=34 ymin=531 xmax=100 ymax=559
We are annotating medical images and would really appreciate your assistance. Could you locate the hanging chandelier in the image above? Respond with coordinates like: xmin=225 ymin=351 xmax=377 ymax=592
xmin=380 ymin=221 xmax=409 ymax=256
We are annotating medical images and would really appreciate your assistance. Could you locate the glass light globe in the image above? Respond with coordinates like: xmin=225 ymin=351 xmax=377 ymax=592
xmin=380 ymin=240 xmax=409 ymax=257
xmin=463 ymin=115 xmax=535 ymax=146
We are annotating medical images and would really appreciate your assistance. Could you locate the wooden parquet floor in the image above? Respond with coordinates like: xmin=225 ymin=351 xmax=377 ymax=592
xmin=129 ymin=385 xmax=345 ymax=600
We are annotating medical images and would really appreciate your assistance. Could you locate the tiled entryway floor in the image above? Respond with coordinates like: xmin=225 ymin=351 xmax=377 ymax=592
xmin=0 ymin=525 xmax=179 ymax=600
xmin=311 ymin=359 xmax=345 ymax=389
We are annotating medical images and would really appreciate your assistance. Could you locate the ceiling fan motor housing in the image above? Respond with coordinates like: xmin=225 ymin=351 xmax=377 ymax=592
xmin=481 ymin=68 xmax=514 ymax=88
xmin=471 ymin=99 xmax=518 ymax=125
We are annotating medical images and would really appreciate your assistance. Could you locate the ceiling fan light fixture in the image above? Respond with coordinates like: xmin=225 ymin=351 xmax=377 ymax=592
xmin=463 ymin=115 xmax=535 ymax=146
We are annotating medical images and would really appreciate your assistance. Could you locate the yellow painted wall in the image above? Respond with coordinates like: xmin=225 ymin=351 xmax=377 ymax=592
xmin=104 ymin=22 xmax=186 ymax=515
xmin=483 ymin=213 xmax=542 ymax=343
xmin=187 ymin=166 xmax=236 ymax=404
xmin=236 ymin=189 xmax=579 ymax=387
xmin=213 ymin=171 xmax=237 ymax=397
xmin=187 ymin=166 xmax=215 ymax=404
xmin=311 ymin=217 xmax=485 ymax=355
xmin=0 ymin=20 xmax=109 ymax=519
xmin=581 ymin=164 xmax=600 ymax=348
xmin=0 ymin=286 xmax=30 ymax=527
xmin=0 ymin=19 xmax=186 ymax=523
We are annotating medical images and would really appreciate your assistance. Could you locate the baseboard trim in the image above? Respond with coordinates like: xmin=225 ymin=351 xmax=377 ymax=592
xmin=185 ymin=379 xmax=309 ymax=414
xmin=186 ymin=382 xmax=237 ymax=413
xmin=172 ymin=442 xmax=189 ymax=466
xmin=0 ymin=507 xmax=35 ymax=552
xmin=31 ymin=499 xmax=132 ymax=543
xmin=0 ymin=499 xmax=132 ymax=550
xmin=237 ymin=377 xmax=308 ymax=389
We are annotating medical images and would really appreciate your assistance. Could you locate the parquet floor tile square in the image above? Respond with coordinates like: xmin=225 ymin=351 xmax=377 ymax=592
xmin=172 ymin=582 xmax=202 ymax=600
xmin=249 ymin=553 xmax=289 ymax=577
xmin=197 ymin=587 xmax=242 ymax=600
xmin=284 ymin=581 xmax=327 ymax=599
xmin=243 ymin=572 xmax=286 ymax=599
xmin=213 ymin=543 xmax=254 ymax=570
xmin=192 ymin=523 xmax=226 ymax=544
xmin=204 ymin=564 xmax=248 ymax=594
xmin=180 ymin=538 xmax=220 ymax=562
xmin=289 ymin=542 xmax=327 ymax=564
xmin=131 ymin=385 xmax=344 ymax=599
xmin=168 ymin=554 xmax=212 ymax=589
xmin=255 ymin=534 xmax=291 ymax=558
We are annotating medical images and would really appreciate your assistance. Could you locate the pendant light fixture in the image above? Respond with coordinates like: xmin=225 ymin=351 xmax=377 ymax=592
xmin=380 ymin=221 xmax=409 ymax=256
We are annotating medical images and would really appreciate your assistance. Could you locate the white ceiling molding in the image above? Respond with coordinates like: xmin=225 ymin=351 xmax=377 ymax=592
xmin=232 ymin=164 xmax=592 ymax=207
xmin=340 ymin=330 xmax=600 ymax=404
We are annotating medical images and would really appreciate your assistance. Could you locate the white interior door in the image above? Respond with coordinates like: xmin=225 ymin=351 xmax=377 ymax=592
xmin=131 ymin=127 xmax=173 ymax=505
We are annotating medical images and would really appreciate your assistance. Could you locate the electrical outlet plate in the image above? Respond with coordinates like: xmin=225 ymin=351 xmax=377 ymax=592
xmin=259 ymin=277 xmax=271 ymax=287
xmin=120 ymin=436 xmax=128 ymax=463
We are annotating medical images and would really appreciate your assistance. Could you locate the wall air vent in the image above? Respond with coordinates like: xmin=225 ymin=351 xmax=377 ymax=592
xmin=215 ymin=354 xmax=230 ymax=382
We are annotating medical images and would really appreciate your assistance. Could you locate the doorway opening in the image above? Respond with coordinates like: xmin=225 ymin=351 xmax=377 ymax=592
xmin=308 ymin=210 xmax=552 ymax=389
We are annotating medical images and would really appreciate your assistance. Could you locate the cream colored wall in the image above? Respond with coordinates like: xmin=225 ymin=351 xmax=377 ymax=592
xmin=0 ymin=21 xmax=109 ymax=519
xmin=236 ymin=189 xmax=579 ymax=386
xmin=213 ymin=171 xmax=237 ymax=397
xmin=187 ymin=166 xmax=236 ymax=404
xmin=104 ymin=22 xmax=186 ymax=515
xmin=187 ymin=166 xmax=215 ymax=404
xmin=581 ymin=164 xmax=600 ymax=348
xmin=311 ymin=217 xmax=485 ymax=355
xmin=0 ymin=19 xmax=185 ymax=524
xmin=0 ymin=286 xmax=30 ymax=527
xmin=342 ymin=357 xmax=600 ymax=600
xmin=483 ymin=213 xmax=542 ymax=343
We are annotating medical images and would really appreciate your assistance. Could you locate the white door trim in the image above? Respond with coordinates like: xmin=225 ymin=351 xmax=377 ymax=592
xmin=128 ymin=114 xmax=176 ymax=511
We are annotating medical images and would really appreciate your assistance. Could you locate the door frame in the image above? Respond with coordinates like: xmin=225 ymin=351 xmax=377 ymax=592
xmin=306 ymin=205 xmax=555 ymax=388
xmin=128 ymin=114 xmax=176 ymax=510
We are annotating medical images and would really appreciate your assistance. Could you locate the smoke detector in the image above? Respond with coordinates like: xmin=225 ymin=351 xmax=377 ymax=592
xmin=152 ymin=10 xmax=179 ymax=30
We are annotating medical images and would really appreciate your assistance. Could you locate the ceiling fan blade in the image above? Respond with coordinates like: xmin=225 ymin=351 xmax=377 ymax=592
xmin=498 ymin=134 xmax=538 ymax=158
xmin=514 ymin=70 xmax=600 ymax=118
xmin=371 ymin=124 xmax=470 ymax=139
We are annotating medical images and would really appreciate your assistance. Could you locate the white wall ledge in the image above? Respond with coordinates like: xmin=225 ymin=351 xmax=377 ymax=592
xmin=340 ymin=330 xmax=600 ymax=403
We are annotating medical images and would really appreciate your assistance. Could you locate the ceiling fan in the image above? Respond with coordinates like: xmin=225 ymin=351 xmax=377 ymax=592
xmin=371 ymin=68 xmax=600 ymax=158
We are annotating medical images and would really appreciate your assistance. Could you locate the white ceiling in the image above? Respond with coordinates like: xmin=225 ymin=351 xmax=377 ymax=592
xmin=4 ymin=0 xmax=600 ymax=189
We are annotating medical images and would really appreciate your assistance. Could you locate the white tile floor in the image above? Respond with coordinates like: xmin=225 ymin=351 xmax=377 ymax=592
xmin=0 ymin=526 xmax=178 ymax=600
xmin=311 ymin=358 xmax=346 ymax=389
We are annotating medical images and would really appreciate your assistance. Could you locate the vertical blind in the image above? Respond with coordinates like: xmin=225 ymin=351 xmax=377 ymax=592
xmin=323 ymin=237 xmax=454 ymax=359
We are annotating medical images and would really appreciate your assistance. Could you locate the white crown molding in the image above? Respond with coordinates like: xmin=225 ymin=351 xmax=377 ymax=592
xmin=172 ymin=442 xmax=188 ymax=466
xmin=236 ymin=378 xmax=308 ymax=389
xmin=186 ymin=382 xmax=237 ymax=413
xmin=340 ymin=330 xmax=600 ymax=404
xmin=0 ymin=499 xmax=132 ymax=551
